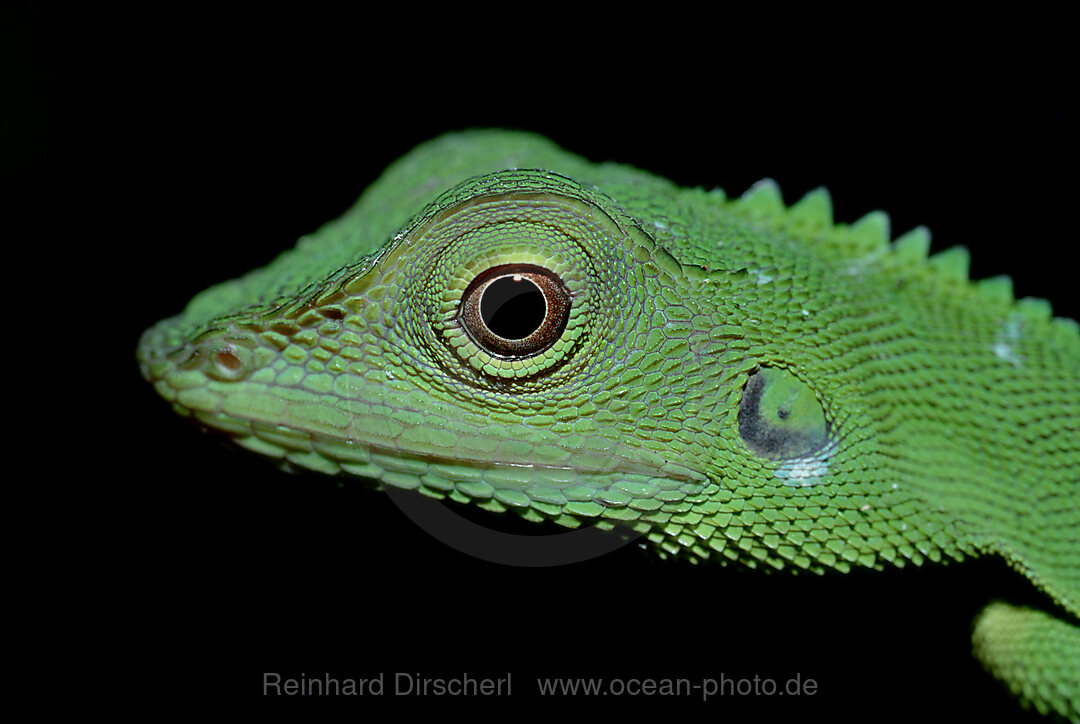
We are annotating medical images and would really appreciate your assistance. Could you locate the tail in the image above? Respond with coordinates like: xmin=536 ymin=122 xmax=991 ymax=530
xmin=972 ymin=601 xmax=1079 ymax=720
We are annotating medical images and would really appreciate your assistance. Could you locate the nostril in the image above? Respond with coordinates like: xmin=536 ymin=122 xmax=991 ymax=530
xmin=205 ymin=342 xmax=252 ymax=381
xmin=214 ymin=348 xmax=242 ymax=370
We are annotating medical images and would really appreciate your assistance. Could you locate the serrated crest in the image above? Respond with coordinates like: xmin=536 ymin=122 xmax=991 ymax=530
xmin=1016 ymin=297 xmax=1053 ymax=323
xmin=892 ymin=226 xmax=932 ymax=264
xmin=928 ymin=246 xmax=970 ymax=283
xmin=976 ymin=276 xmax=1014 ymax=306
xmin=731 ymin=183 xmax=1073 ymax=333
xmin=788 ymin=187 xmax=833 ymax=231
xmin=737 ymin=179 xmax=784 ymax=219
xmin=847 ymin=211 xmax=891 ymax=255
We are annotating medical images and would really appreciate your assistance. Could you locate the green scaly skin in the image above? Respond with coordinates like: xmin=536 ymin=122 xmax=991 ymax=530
xmin=137 ymin=130 xmax=1079 ymax=719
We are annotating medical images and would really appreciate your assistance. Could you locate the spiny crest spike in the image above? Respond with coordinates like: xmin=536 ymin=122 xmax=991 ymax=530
xmin=892 ymin=226 xmax=931 ymax=264
xmin=847 ymin=211 xmax=891 ymax=254
xmin=1050 ymin=317 xmax=1080 ymax=350
xmin=1016 ymin=297 xmax=1053 ymax=323
xmin=976 ymin=276 xmax=1014 ymax=306
xmin=737 ymin=178 xmax=784 ymax=218
xmin=788 ymin=187 xmax=833 ymax=231
xmin=928 ymin=246 xmax=970 ymax=283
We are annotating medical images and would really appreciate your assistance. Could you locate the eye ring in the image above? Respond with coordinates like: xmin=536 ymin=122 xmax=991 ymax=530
xmin=458 ymin=264 xmax=572 ymax=358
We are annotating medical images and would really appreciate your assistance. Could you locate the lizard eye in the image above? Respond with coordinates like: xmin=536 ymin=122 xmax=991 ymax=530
xmin=458 ymin=264 xmax=572 ymax=358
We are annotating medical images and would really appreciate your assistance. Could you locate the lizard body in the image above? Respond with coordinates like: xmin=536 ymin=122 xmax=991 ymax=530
xmin=137 ymin=130 xmax=1078 ymax=718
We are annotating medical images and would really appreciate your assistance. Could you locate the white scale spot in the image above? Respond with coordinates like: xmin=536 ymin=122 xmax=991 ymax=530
xmin=775 ymin=457 xmax=828 ymax=486
xmin=992 ymin=315 xmax=1024 ymax=367
xmin=749 ymin=268 xmax=774 ymax=285
xmin=774 ymin=442 xmax=836 ymax=487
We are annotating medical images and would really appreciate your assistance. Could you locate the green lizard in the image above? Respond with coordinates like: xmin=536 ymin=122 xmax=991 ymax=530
xmin=137 ymin=130 xmax=1079 ymax=719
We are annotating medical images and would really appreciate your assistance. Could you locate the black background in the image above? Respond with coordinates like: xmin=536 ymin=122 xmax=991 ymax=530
xmin=11 ymin=5 xmax=1072 ymax=721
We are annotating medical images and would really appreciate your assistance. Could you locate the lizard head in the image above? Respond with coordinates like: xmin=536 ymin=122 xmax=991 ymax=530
xmin=137 ymin=132 xmax=872 ymax=567
xmin=138 ymin=170 xmax=737 ymax=523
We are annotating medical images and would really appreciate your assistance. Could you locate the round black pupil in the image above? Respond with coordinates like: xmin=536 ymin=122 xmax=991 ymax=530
xmin=480 ymin=275 xmax=545 ymax=340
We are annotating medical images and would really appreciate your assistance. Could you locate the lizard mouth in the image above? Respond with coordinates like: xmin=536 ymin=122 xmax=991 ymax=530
xmin=137 ymin=292 xmax=711 ymax=530
xmin=138 ymin=319 xmax=708 ymax=519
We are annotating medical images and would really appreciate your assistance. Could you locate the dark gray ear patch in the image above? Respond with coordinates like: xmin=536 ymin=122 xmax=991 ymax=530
xmin=738 ymin=366 xmax=830 ymax=460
